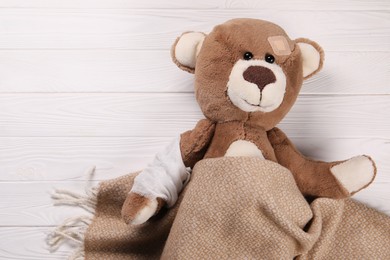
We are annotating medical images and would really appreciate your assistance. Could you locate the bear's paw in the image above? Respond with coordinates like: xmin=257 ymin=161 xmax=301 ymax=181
xmin=121 ymin=192 xmax=158 ymax=225
xmin=331 ymin=155 xmax=376 ymax=195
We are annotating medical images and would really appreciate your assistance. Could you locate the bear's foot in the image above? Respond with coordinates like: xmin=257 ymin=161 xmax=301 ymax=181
xmin=121 ymin=192 xmax=160 ymax=225
xmin=331 ymin=155 xmax=376 ymax=195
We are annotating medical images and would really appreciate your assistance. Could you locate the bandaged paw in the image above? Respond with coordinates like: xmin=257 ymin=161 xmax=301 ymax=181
xmin=121 ymin=192 xmax=159 ymax=225
xmin=331 ymin=155 xmax=376 ymax=194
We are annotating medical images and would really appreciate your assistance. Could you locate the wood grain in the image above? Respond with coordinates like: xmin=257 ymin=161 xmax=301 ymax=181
xmin=0 ymin=137 xmax=162 ymax=181
xmin=0 ymin=227 xmax=75 ymax=259
xmin=0 ymin=93 xmax=388 ymax=138
xmin=0 ymin=10 xmax=388 ymax=51
xmin=0 ymin=137 xmax=389 ymax=182
xmin=0 ymin=51 xmax=388 ymax=94
xmin=0 ymin=0 xmax=388 ymax=10
xmin=0 ymin=181 xmax=97 ymax=226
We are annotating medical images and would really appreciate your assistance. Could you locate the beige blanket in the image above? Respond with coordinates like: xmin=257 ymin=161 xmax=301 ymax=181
xmin=81 ymin=157 xmax=390 ymax=259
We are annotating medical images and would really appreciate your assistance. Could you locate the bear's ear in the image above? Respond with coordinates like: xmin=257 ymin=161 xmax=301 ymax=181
xmin=171 ymin=32 xmax=206 ymax=74
xmin=295 ymin=38 xmax=324 ymax=79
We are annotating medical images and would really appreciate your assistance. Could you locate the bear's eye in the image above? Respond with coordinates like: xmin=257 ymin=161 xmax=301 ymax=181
xmin=265 ymin=54 xmax=275 ymax=64
xmin=243 ymin=52 xmax=253 ymax=60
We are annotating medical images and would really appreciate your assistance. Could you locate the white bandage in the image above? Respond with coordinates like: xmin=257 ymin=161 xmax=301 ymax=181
xmin=130 ymin=136 xmax=190 ymax=207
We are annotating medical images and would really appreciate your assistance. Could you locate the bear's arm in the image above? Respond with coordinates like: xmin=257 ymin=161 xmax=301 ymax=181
xmin=180 ymin=118 xmax=216 ymax=168
xmin=267 ymin=127 xmax=376 ymax=199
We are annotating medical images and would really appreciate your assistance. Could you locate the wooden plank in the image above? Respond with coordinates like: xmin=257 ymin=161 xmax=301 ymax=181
xmin=353 ymin=183 xmax=390 ymax=216
xmin=0 ymin=50 xmax=388 ymax=94
xmin=0 ymin=227 xmax=74 ymax=259
xmin=0 ymin=0 xmax=388 ymax=10
xmin=0 ymin=181 xmax=96 ymax=226
xmin=0 ymin=137 xmax=389 ymax=182
xmin=0 ymin=179 xmax=388 ymax=226
xmin=0 ymin=137 xmax=163 ymax=181
xmin=0 ymin=10 xmax=388 ymax=51
xmin=0 ymin=93 xmax=388 ymax=138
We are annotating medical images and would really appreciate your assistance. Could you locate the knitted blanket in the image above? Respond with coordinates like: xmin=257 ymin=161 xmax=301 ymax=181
xmin=49 ymin=157 xmax=390 ymax=259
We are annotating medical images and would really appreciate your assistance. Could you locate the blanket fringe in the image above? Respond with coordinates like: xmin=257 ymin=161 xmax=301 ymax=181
xmin=51 ymin=186 xmax=98 ymax=214
xmin=47 ymin=168 xmax=98 ymax=260
xmin=46 ymin=216 xmax=92 ymax=254
xmin=70 ymin=247 xmax=85 ymax=260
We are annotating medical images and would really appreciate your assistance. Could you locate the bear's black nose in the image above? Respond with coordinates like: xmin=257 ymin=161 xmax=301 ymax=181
xmin=243 ymin=66 xmax=276 ymax=91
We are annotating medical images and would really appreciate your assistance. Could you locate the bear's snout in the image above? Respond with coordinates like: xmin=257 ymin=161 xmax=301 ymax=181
xmin=226 ymin=59 xmax=287 ymax=113
xmin=243 ymin=66 xmax=276 ymax=91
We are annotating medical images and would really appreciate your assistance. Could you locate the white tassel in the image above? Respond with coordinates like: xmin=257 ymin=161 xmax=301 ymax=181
xmin=84 ymin=165 xmax=96 ymax=180
xmin=46 ymin=216 xmax=92 ymax=253
xmin=70 ymin=247 xmax=85 ymax=260
xmin=51 ymin=186 xmax=98 ymax=214
xmin=47 ymin=167 xmax=99 ymax=260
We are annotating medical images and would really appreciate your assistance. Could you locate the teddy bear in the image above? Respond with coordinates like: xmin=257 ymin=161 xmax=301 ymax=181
xmin=121 ymin=18 xmax=376 ymax=225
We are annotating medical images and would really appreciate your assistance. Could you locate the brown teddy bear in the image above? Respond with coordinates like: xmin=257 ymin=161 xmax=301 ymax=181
xmin=121 ymin=18 xmax=376 ymax=225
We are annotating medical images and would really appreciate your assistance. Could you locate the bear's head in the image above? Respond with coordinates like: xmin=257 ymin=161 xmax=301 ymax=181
xmin=172 ymin=18 xmax=324 ymax=130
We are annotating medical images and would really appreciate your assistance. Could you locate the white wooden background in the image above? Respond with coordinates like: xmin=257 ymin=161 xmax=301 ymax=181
xmin=0 ymin=0 xmax=389 ymax=258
